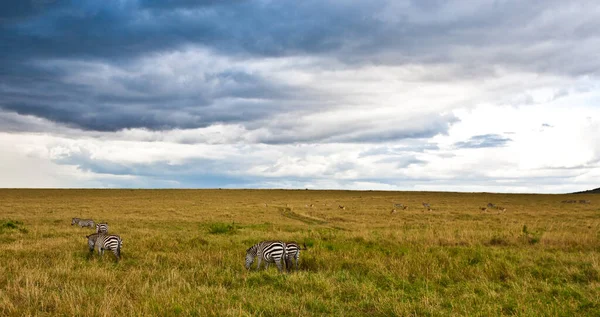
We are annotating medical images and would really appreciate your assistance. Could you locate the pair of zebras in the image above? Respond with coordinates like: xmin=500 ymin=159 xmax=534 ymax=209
xmin=245 ymin=241 xmax=307 ymax=273
xmin=71 ymin=218 xmax=122 ymax=262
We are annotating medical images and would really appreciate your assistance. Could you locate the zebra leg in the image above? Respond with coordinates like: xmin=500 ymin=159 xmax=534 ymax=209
xmin=275 ymin=258 xmax=283 ymax=273
xmin=113 ymin=248 xmax=120 ymax=262
xmin=295 ymin=255 xmax=299 ymax=270
xmin=256 ymin=256 xmax=262 ymax=270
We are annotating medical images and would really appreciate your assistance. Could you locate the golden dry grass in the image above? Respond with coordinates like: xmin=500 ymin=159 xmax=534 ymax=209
xmin=0 ymin=189 xmax=599 ymax=316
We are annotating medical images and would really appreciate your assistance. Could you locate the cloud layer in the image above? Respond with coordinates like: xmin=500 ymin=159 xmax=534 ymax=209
xmin=1 ymin=0 xmax=599 ymax=192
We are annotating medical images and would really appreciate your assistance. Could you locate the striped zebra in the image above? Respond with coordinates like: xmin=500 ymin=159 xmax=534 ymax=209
xmin=72 ymin=218 xmax=95 ymax=228
xmin=86 ymin=233 xmax=122 ymax=262
xmin=284 ymin=241 xmax=307 ymax=271
xmin=245 ymin=241 xmax=287 ymax=272
xmin=422 ymin=202 xmax=431 ymax=211
xmin=95 ymin=223 xmax=109 ymax=234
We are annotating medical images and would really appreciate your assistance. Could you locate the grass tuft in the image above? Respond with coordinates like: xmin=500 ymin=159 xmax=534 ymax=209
xmin=0 ymin=219 xmax=28 ymax=234
xmin=208 ymin=222 xmax=238 ymax=234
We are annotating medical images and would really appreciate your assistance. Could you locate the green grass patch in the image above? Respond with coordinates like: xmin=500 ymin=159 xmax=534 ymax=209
xmin=207 ymin=222 xmax=238 ymax=235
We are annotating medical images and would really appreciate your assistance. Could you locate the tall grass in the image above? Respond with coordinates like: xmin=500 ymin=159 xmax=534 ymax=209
xmin=0 ymin=189 xmax=598 ymax=316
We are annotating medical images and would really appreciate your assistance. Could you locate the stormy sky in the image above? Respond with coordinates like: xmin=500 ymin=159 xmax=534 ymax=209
xmin=1 ymin=0 xmax=599 ymax=192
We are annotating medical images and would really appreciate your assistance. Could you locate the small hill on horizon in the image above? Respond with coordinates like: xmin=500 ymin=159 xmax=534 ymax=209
xmin=574 ymin=187 xmax=600 ymax=194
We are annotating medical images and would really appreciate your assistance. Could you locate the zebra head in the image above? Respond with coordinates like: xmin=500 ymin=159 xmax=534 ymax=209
xmin=245 ymin=245 xmax=257 ymax=270
xmin=85 ymin=233 xmax=99 ymax=252
xmin=71 ymin=218 xmax=79 ymax=225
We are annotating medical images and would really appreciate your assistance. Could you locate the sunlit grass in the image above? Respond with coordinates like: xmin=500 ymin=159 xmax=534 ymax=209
xmin=0 ymin=189 xmax=598 ymax=315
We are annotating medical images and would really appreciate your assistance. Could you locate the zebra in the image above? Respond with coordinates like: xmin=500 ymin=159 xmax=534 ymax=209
xmin=487 ymin=203 xmax=496 ymax=209
xmin=422 ymin=203 xmax=431 ymax=211
xmin=245 ymin=241 xmax=287 ymax=272
xmin=86 ymin=233 xmax=122 ymax=262
xmin=284 ymin=242 xmax=307 ymax=271
xmin=394 ymin=203 xmax=408 ymax=210
xmin=95 ymin=223 xmax=109 ymax=234
xmin=72 ymin=218 xmax=95 ymax=228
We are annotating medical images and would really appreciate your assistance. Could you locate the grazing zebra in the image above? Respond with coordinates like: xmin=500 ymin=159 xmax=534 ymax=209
xmin=245 ymin=241 xmax=287 ymax=272
xmin=422 ymin=203 xmax=431 ymax=211
xmin=284 ymin=242 xmax=307 ymax=271
xmin=72 ymin=218 xmax=95 ymax=228
xmin=95 ymin=223 xmax=109 ymax=234
xmin=487 ymin=203 xmax=496 ymax=209
xmin=579 ymin=200 xmax=591 ymax=204
xmin=87 ymin=233 xmax=122 ymax=262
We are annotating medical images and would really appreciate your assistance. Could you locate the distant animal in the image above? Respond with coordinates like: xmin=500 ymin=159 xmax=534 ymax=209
xmin=283 ymin=242 xmax=307 ymax=271
xmin=245 ymin=241 xmax=287 ymax=273
xmin=487 ymin=203 xmax=496 ymax=209
xmin=579 ymin=200 xmax=591 ymax=204
xmin=72 ymin=218 xmax=95 ymax=228
xmin=95 ymin=223 xmax=109 ymax=234
xmin=87 ymin=233 xmax=122 ymax=262
xmin=561 ymin=200 xmax=577 ymax=203
xmin=338 ymin=205 xmax=346 ymax=210
xmin=422 ymin=203 xmax=431 ymax=211
xmin=390 ymin=209 xmax=397 ymax=214
xmin=479 ymin=207 xmax=488 ymax=212
xmin=497 ymin=207 xmax=507 ymax=212
xmin=394 ymin=203 xmax=408 ymax=210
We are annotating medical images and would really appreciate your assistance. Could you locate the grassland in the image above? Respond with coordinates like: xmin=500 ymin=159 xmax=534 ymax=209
xmin=0 ymin=189 xmax=599 ymax=316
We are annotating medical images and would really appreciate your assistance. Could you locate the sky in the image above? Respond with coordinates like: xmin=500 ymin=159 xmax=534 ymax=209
xmin=1 ymin=0 xmax=599 ymax=193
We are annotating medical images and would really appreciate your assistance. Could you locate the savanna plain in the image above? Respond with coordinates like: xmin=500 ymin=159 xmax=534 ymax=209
xmin=0 ymin=189 xmax=599 ymax=316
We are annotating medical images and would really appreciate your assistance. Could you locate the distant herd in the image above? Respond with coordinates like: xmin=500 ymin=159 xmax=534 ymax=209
xmin=72 ymin=198 xmax=591 ymax=268
xmin=562 ymin=199 xmax=591 ymax=204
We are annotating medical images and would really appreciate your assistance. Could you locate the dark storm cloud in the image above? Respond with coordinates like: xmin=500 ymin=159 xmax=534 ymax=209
xmin=454 ymin=134 xmax=512 ymax=149
xmin=1 ymin=0 xmax=598 ymax=136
